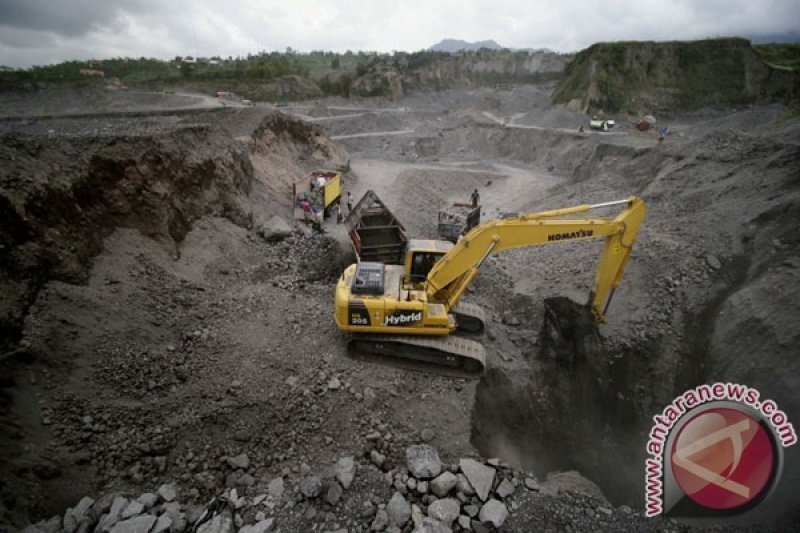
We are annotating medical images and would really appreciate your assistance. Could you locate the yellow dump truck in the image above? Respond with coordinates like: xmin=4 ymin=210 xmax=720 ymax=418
xmin=292 ymin=171 xmax=342 ymax=221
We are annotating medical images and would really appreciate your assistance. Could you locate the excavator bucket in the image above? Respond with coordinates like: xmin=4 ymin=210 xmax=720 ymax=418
xmin=541 ymin=297 xmax=601 ymax=366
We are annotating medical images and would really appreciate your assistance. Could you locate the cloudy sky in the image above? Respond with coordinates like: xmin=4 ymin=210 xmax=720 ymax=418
xmin=0 ymin=0 xmax=798 ymax=68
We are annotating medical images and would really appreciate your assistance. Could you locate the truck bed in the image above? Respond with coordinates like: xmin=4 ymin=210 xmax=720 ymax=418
xmin=346 ymin=190 xmax=408 ymax=264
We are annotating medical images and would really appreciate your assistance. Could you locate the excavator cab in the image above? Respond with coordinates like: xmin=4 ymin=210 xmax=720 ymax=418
xmin=403 ymin=239 xmax=452 ymax=287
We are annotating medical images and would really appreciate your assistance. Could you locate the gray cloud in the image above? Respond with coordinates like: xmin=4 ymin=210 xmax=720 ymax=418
xmin=0 ymin=0 xmax=798 ymax=68
xmin=0 ymin=0 xmax=154 ymax=37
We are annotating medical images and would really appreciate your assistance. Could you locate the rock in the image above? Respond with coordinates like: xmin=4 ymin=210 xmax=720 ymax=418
xmin=258 ymin=216 xmax=293 ymax=242
xmin=371 ymin=509 xmax=389 ymax=531
xmin=185 ymin=505 xmax=205 ymax=526
xmin=328 ymin=377 xmax=342 ymax=390
xmin=478 ymin=499 xmax=508 ymax=528
xmin=706 ymin=254 xmax=721 ymax=270
xmin=457 ymin=515 xmax=471 ymax=530
xmin=64 ymin=496 xmax=95 ymax=533
xmin=411 ymin=504 xmax=424 ymax=527
xmin=363 ymin=387 xmax=378 ymax=408
xmin=110 ymin=515 xmax=157 ymax=533
xmin=361 ymin=501 xmax=376 ymax=519
xmin=136 ymin=493 xmax=158 ymax=510
xmin=158 ymin=483 xmax=178 ymax=503
xmin=370 ymin=450 xmax=386 ymax=468
xmin=459 ymin=459 xmax=495 ymax=502
xmin=455 ymin=474 xmax=474 ymax=496
xmin=523 ymin=477 xmax=539 ymax=491
xmin=411 ymin=517 xmax=452 ymax=533
xmin=416 ymin=481 xmax=428 ymax=494
xmin=430 ymin=472 xmax=457 ymax=497
xmin=501 ymin=310 xmax=520 ymax=326
xmin=239 ymin=519 xmax=275 ymax=533
xmin=121 ymin=501 xmax=144 ymax=520
xmin=420 ymin=429 xmax=435 ymax=442
xmin=97 ymin=497 xmax=128 ymax=532
xmin=325 ymin=481 xmax=344 ymax=505
xmin=538 ymin=470 xmax=608 ymax=502
xmin=195 ymin=509 xmax=234 ymax=533
xmin=152 ymin=515 xmax=172 ymax=533
xmin=470 ymin=520 xmax=490 ymax=533
xmin=386 ymin=492 xmax=411 ymax=527
xmin=463 ymin=504 xmax=479 ymax=518
xmin=427 ymin=498 xmax=459 ymax=526
xmin=406 ymin=445 xmax=442 ymax=479
xmin=335 ymin=456 xmax=356 ymax=489
xmin=267 ymin=477 xmax=284 ymax=498
xmin=494 ymin=478 xmax=514 ymax=499
xmin=299 ymin=475 xmax=323 ymax=498
xmin=226 ymin=454 xmax=250 ymax=470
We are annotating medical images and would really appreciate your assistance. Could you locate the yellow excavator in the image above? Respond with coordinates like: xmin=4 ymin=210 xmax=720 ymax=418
xmin=334 ymin=197 xmax=646 ymax=377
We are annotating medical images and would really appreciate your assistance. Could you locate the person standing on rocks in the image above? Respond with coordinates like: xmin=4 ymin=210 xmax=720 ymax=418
xmin=471 ymin=189 xmax=480 ymax=208
xmin=346 ymin=192 xmax=354 ymax=215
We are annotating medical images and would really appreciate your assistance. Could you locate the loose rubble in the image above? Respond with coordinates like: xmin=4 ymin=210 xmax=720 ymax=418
xmin=22 ymin=447 xmax=675 ymax=533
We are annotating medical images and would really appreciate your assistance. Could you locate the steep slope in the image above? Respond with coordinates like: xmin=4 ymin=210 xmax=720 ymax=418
xmin=553 ymin=38 xmax=799 ymax=114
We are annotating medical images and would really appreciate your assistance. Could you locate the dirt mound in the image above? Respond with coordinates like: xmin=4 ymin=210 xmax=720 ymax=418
xmin=0 ymin=108 xmax=354 ymax=525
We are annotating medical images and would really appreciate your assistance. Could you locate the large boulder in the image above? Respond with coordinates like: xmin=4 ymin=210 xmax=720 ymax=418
xmin=257 ymin=216 xmax=293 ymax=243
xmin=386 ymin=491 xmax=411 ymax=527
xmin=478 ymin=499 xmax=508 ymax=528
xmin=427 ymin=498 xmax=460 ymax=526
xmin=459 ymin=459 xmax=495 ymax=501
xmin=406 ymin=445 xmax=442 ymax=479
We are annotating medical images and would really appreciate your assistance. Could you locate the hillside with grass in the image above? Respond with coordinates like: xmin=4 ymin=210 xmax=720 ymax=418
xmin=553 ymin=38 xmax=799 ymax=115
xmin=0 ymin=48 xmax=567 ymax=101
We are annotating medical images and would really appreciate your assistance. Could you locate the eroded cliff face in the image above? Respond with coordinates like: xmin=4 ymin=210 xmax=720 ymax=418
xmin=0 ymin=110 xmax=348 ymax=352
xmin=553 ymin=38 xmax=799 ymax=114
xmin=402 ymin=51 xmax=567 ymax=90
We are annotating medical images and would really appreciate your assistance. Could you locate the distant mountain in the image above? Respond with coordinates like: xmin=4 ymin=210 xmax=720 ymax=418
xmin=516 ymin=47 xmax=554 ymax=54
xmin=429 ymin=39 xmax=503 ymax=52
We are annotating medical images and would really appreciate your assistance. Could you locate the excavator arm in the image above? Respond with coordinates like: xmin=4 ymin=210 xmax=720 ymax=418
xmin=425 ymin=197 xmax=646 ymax=322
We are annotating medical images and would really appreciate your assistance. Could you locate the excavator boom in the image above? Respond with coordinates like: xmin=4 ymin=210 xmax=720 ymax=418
xmin=425 ymin=197 xmax=645 ymax=322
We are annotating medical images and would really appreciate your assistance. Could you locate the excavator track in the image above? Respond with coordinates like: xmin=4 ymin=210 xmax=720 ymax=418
xmin=452 ymin=301 xmax=486 ymax=333
xmin=347 ymin=334 xmax=486 ymax=379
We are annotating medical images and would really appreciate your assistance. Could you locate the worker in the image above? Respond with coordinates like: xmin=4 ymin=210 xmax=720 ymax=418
xmin=471 ymin=189 xmax=480 ymax=208
xmin=347 ymin=192 xmax=354 ymax=214
xmin=336 ymin=203 xmax=343 ymax=224
xmin=300 ymin=198 xmax=313 ymax=222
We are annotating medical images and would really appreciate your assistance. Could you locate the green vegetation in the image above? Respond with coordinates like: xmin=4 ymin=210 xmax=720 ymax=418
xmin=0 ymin=47 xmax=564 ymax=99
xmin=754 ymin=43 xmax=800 ymax=70
xmin=553 ymin=38 xmax=795 ymax=113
